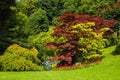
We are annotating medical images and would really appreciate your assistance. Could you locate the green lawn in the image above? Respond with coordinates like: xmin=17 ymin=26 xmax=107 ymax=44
xmin=0 ymin=45 xmax=120 ymax=80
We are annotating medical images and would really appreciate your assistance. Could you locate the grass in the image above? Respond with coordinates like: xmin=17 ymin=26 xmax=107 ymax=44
xmin=0 ymin=45 xmax=120 ymax=80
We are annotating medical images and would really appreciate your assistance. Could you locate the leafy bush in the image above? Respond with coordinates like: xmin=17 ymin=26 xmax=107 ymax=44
xmin=105 ymin=33 xmax=118 ymax=46
xmin=102 ymin=9 xmax=120 ymax=45
xmin=0 ymin=44 xmax=43 ymax=71
xmin=113 ymin=30 xmax=120 ymax=55
xmin=0 ymin=53 xmax=43 ymax=71
xmin=102 ymin=9 xmax=120 ymax=31
xmin=113 ymin=42 xmax=120 ymax=55
xmin=85 ymin=54 xmax=102 ymax=62
xmin=5 ymin=44 xmax=40 ymax=64
xmin=28 ymin=27 xmax=56 ymax=61
xmin=69 ymin=22 xmax=105 ymax=63
xmin=46 ymin=13 xmax=116 ymax=66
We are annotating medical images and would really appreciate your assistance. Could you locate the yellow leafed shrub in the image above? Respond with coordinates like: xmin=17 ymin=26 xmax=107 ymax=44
xmin=5 ymin=44 xmax=40 ymax=64
xmin=0 ymin=44 xmax=43 ymax=71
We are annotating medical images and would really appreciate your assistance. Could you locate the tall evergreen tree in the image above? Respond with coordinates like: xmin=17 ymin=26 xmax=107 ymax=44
xmin=0 ymin=0 xmax=15 ymax=54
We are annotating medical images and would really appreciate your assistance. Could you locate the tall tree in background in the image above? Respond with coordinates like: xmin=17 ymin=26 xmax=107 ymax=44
xmin=62 ymin=0 xmax=115 ymax=15
xmin=16 ymin=0 xmax=39 ymax=16
xmin=0 ymin=0 xmax=15 ymax=54
xmin=39 ymin=0 xmax=64 ymax=24
xmin=39 ymin=0 xmax=116 ymax=24
xmin=0 ymin=0 xmax=15 ymax=36
xmin=9 ymin=0 xmax=50 ymax=49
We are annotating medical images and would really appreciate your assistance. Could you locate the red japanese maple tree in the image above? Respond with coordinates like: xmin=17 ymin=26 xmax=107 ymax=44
xmin=46 ymin=12 xmax=116 ymax=66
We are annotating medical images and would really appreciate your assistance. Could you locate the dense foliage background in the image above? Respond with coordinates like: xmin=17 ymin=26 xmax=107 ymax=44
xmin=0 ymin=0 xmax=120 ymax=71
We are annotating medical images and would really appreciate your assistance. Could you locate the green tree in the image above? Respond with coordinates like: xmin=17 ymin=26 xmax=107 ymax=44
xmin=10 ymin=0 xmax=40 ymax=38
xmin=7 ymin=0 xmax=49 ymax=49
xmin=28 ymin=27 xmax=55 ymax=61
xmin=62 ymin=0 xmax=115 ymax=15
xmin=16 ymin=0 xmax=39 ymax=16
xmin=25 ymin=8 xmax=49 ymax=35
xmin=0 ymin=0 xmax=15 ymax=54
xmin=39 ymin=0 xmax=64 ymax=24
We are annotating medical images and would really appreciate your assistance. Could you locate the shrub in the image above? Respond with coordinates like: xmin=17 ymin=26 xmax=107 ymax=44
xmin=113 ymin=43 xmax=120 ymax=55
xmin=0 ymin=44 xmax=44 ymax=71
xmin=102 ymin=9 xmax=120 ymax=45
xmin=0 ymin=53 xmax=43 ymax=71
xmin=46 ymin=13 xmax=116 ymax=66
xmin=113 ymin=30 xmax=120 ymax=55
xmin=28 ymin=27 xmax=56 ymax=61
xmin=85 ymin=54 xmax=102 ymax=62
xmin=5 ymin=44 xmax=40 ymax=64
xmin=70 ymin=22 xmax=105 ymax=63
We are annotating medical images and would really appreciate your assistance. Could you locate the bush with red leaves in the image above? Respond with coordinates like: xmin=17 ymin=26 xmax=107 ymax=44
xmin=46 ymin=12 xmax=116 ymax=67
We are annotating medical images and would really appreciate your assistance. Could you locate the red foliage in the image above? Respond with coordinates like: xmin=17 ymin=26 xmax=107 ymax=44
xmin=46 ymin=42 xmax=57 ymax=48
xmin=46 ymin=12 xmax=116 ymax=66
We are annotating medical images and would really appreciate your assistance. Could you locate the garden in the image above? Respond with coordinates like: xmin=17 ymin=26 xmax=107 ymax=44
xmin=0 ymin=0 xmax=120 ymax=80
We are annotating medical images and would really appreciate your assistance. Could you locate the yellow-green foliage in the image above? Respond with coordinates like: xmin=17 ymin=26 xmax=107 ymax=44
xmin=28 ymin=26 xmax=55 ymax=47
xmin=71 ymin=22 xmax=106 ymax=50
xmin=0 ymin=44 xmax=43 ymax=71
xmin=28 ymin=27 xmax=56 ymax=60
xmin=71 ymin=22 xmax=106 ymax=62
xmin=5 ymin=44 xmax=40 ymax=64
xmin=85 ymin=53 xmax=101 ymax=62
xmin=72 ymin=22 xmax=95 ymax=28
xmin=71 ymin=22 xmax=95 ymax=33
xmin=0 ymin=54 xmax=43 ymax=71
